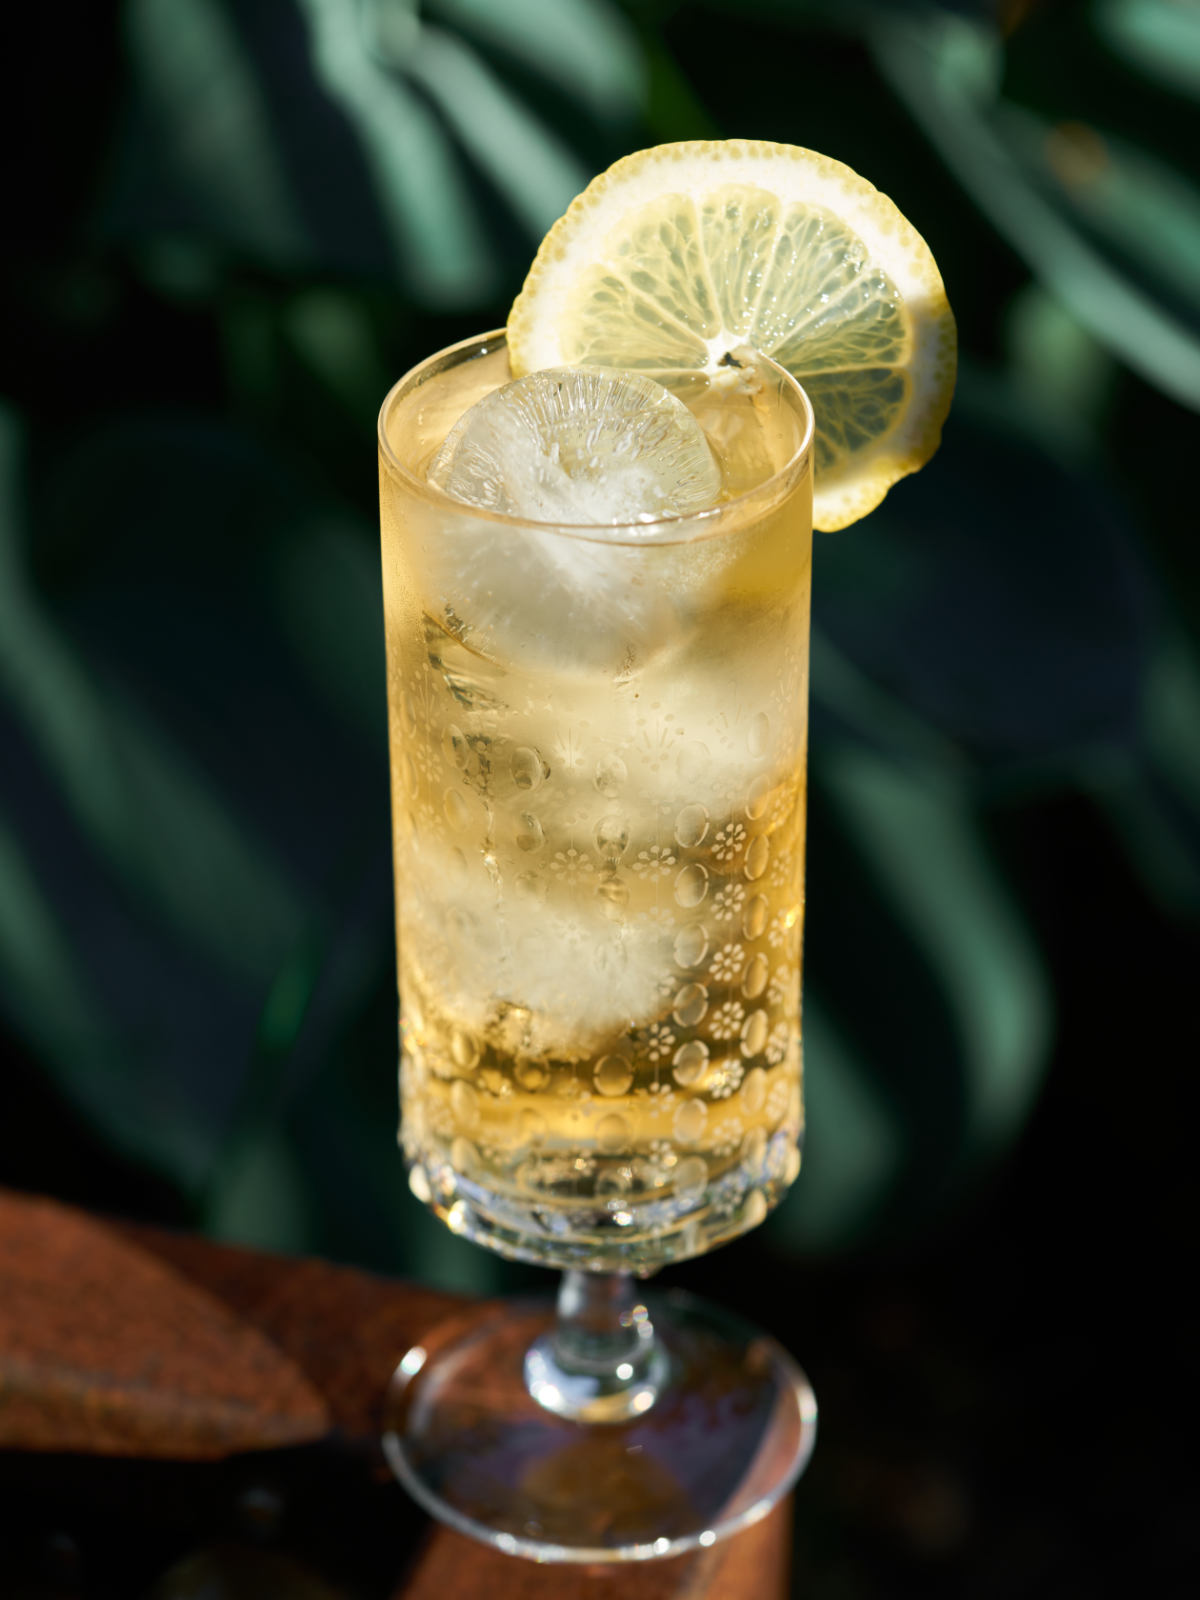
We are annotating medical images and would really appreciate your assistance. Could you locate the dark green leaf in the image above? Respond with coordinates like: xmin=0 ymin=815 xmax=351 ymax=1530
xmin=405 ymin=26 xmax=592 ymax=241
xmin=297 ymin=0 xmax=497 ymax=301
xmin=999 ymin=105 xmax=1200 ymax=323
xmin=113 ymin=0 xmax=308 ymax=265
xmin=428 ymin=0 xmax=646 ymax=124
xmin=774 ymin=745 xmax=1052 ymax=1250
xmin=1096 ymin=0 xmax=1200 ymax=101
xmin=813 ymin=364 xmax=1154 ymax=769
xmin=872 ymin=12 xmax=1200 ymax=408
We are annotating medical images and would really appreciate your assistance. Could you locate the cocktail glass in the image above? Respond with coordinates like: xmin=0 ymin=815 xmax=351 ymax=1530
xmin=377 ymin=330 xmax=817 ymax=1561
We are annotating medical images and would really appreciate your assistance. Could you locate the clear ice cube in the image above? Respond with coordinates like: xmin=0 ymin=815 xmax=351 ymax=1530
xmin=402 ymin=834 xmax=675 ymax=1058
xmin=428 ymin=368 xmax=720 ymax=525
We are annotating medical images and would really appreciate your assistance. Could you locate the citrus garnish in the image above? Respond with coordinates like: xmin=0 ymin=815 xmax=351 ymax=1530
xmin=508 ymin=139 xmax=956 ymax=531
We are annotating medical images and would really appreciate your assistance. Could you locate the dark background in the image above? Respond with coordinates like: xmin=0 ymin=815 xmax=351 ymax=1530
xmin=2 ymin=0 xmax=1197 ymax=1593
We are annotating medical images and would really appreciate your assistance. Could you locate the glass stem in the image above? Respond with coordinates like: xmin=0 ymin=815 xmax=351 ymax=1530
xmin=524 ymin=1270 xmax=670 ymax=1423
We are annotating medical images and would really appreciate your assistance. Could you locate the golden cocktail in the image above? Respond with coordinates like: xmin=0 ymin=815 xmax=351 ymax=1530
xmin=379 ymin=336 xmax=812 ymax=1275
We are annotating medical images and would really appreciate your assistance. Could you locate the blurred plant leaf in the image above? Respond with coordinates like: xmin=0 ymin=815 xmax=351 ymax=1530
xmin=104 ymin=0 xmax=649 ymax=304
xmin=871 ymin=11 xmax=1200 ymax=409
xmin=297 ymin=0 xmax=495 ymax=301
xmin=110 ymin=0 xmax=309 ymax=266
xmin=427 ymin=0 xmax=646 ymax=124
xmin=1146 ymin=631 xmax=1200 ymax=820
xmin=822 ymin=748 xmax=1052 ymax=1156
xmin=1005 ymin=281 xmax=1117 ymax=452
xmin=811 ymin=625 xmax=964 ymax=769
xmin=403 ymin=26 xmax=591 ymax=240
xmin=1000 ymin=106 xmax=1200 ymax=321
xmin=0 ymin=415 xmax=305 ymax=985
xmin=0 ymin=403 xmax=390 ymax=1196
xmin=775 ymin=742 xmax=1052 ymax=1249
xmin=1095 ymin=0 xmax=1200 ymax=101
xmin=270 ymin=512 xmax=388 ymax=746
xmin=1089 ymin=630 xmax=1200 ymax=914
xmin=283 ymin=288 xmax=395 ymax=426
xmin=0 ymin=432 xmax=305 ymax=985
xmin=813 ymin=362 xmax=1154 ymax=769
xmin=0 ymin=808 xmax=208 ymax=1182
xmin=204 ymin=847 xmax=393 ymax=1243
xmin=205 ymin=1124 xmax=316 ymax=1252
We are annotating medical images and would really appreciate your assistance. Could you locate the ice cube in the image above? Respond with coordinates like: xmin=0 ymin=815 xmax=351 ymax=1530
xmin=428 ymin=368 xmax=720 ymax=525
xmin=408 ymin=367 xmax=779 ymax=677
xmin=400 ymin=835 xmax=674 ymax=1059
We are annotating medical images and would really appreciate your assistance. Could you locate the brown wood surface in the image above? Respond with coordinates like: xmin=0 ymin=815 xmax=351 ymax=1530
xmin=0 ymin=1188 xmax=790 ymax=1597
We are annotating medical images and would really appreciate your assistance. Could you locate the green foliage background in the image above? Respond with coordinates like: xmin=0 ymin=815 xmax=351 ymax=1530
xmin=2 ymin=0 xmax=1197 ymax=1297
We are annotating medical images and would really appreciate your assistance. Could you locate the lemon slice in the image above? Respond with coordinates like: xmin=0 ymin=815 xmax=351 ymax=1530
xmin=508 ymin=139 xmax=956 ymax=530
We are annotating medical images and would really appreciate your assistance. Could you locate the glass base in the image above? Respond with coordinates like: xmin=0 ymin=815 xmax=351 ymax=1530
xmin=382 ymin=1289 xmax=817 ymax=1563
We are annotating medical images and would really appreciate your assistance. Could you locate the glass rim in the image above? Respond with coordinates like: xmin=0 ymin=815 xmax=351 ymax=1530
xmin=377 ymin=327 xmax=815 ymax=548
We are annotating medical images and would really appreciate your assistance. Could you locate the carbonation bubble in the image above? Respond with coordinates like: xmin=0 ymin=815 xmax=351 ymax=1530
xmin=449 ymin=1079 xmax=479 ymax=1130
xmin=674 ymin=1155 xmax=708 ymax=1197
xmin=674 ymin=862 xmax=708 ymax=908
xmin=745 ymin=835 xmax=770 ymax=881
xmin=594 ymin=1054 xmax=633 ymax=1096
xmin=672 ymin=982 xmax=708 ymax=1028
xmin=516 ymin=813 xmax=544 ymax=852
xmin=594 ymin=753 xmax=627 ymax=797
xmin=597 ymin=1113 xmax=629 ymax=1153
xmin=672 ymin=1039 xmax=709 ymax=1087
xmin=515 ymin=1060 xmax=548 ymax=1092
xmin=674 ymin=803 xmax=709 ymax=848
xmin=594 ymin=814 xmax=629 ymax=858
xmin=673 ymin=924 xmax=709 ymax=969
xmin=444 ymin=788 xmax=470 ymax=831
xmin=743 ymin=894 xmax=769 ymax=940
xmin=673 ymin=1098 xmax=707 ymax=1144
xmin=450 ymin=1137 xmax=477 ymax=1175
xmin=450 ymin=1029 xmax=480 ymax=1069
xmin=511 ymin=747 xmax=546 ymax=790
xmin=742 ymin=1066 xmax=767 ymax=1114
xmin=741 ymin=1009 xmax=769 ymax=1057
xmin=742 ymin=952 xmax=769 ymax=999
xmin=742 ymin=1189 xmax=768 ymax=1228
xmin=748 ymin=712 xmax=771 ymax=757
xmin=443 ymin=724 xmax=468 ymax=768
xmin=745 ymin=773 xmax=772 ymax=821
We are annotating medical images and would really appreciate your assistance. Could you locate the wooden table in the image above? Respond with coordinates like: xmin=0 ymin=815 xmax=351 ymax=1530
xmin=0 ymin=1189 xmax=790 ymax=1597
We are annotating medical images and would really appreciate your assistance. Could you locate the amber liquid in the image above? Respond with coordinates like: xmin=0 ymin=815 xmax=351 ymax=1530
xmin=380 ymin=339 xmax=812 ymax=1271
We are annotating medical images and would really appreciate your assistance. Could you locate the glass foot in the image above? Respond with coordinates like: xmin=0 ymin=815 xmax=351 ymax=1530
xmin=382 ymin=1289 xmax=817 ymax=1563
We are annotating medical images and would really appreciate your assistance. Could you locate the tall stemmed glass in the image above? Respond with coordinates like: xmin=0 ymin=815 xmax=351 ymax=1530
xmin=377 ymin=331 xmax=816 ymax=1561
